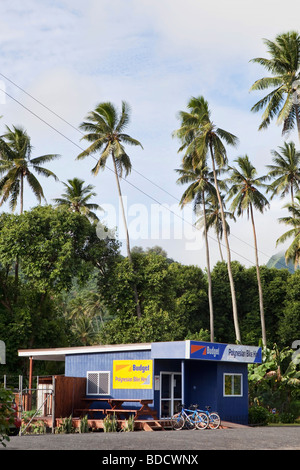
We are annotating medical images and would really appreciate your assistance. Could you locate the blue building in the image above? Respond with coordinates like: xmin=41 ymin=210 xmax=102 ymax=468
xmin=19 ymin=340 xmax=261 ymax=425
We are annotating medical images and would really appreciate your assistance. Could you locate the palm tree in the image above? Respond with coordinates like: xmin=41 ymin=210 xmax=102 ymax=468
xmin=0 ymin=125 xmax=60 ymax=213
xmin=227 ymin=155 xmax=270 ymax=347
xmin=53 ymin=177 xmax=102 ymax=222
xmin=198 ymin=192 xmax=235 ymax=262
xmin=267 ymin=141 xmax=300 ymax=204
xmin=277 ymin=193 xmax=300 ymax=267
xmin=77 ymin=101 xmax=143 ymax=318
xmin=173 ymin=96 xmax=241 ymax=343
xmin=250 ymin=31 xmax=300 ymax=141
xmin=176 ymin=158 xmax=217 ymax=341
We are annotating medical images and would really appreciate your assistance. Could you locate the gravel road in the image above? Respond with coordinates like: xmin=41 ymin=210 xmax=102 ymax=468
xmin=2 ymin=426 xmax=300 ymax=451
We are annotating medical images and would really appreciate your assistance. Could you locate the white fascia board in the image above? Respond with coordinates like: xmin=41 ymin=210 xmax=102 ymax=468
xmin=18 ymin=343 xmax=152 ymax=361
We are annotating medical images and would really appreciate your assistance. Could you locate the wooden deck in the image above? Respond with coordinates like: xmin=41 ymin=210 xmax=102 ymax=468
xmin=57 ymin=417 xmax=166 ymax=431
xmin=25 ymin=415 xmax=248 ymax=432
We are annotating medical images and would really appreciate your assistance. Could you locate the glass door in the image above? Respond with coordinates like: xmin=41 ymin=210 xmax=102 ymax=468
xmin=160 ymin=372 xmax=182 ymax=418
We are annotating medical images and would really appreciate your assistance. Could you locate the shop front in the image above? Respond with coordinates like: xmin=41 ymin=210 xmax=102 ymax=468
xmin=19 ymin=340 xmax=261 ymax=425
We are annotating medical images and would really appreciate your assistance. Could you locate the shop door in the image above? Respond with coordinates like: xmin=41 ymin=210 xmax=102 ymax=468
xmin=160 ymin=372 xmax=182 ymax=418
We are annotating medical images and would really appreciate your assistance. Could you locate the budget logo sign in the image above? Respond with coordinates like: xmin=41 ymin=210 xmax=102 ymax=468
xmin=113 ymin=360 xmax=153 ymax=389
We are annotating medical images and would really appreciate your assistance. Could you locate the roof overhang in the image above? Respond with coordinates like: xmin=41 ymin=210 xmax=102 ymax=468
xmin=18 ymin=340 xmax=262 ymax=364
xmin=18 ymin=343 xmax=152 ymax=362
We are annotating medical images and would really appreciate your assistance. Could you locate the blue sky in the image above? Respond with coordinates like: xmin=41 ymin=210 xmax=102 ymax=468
xmin=0 ymin=0 xmax=300 ymax=269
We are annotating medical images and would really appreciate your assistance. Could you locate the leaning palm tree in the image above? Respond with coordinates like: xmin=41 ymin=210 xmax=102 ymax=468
xmin=0 ymin=125 xmax=60 ymax=213
xmin=276 ymin=193 xmax=300 ymax=268
xmin=267 ymin=141 xmax=300 ymax=205
xmin=176 ymin=157 xmax=217 ymax=341
xmin=227 ymin=155 xmax=270 ymax=347
xmin=53 ymin=177 xmax=102 ymax=222
xmin=77 ymin=101 xmax=143 ymax=318
xmin=250 ymin=31 xmax=300 ymax=141
xmin=173 ymin=96 xmax=241 ymax=343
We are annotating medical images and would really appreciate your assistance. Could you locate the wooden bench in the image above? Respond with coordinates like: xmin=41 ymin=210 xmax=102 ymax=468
xmin=106 ymin=409 xmax=138 ymax=418
xmin=74 ymin=408 xmax=106 ymax=418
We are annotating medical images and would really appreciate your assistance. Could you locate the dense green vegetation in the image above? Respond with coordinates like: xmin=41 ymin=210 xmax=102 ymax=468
xmin=0 ymin=31 xmax=299 ymax=392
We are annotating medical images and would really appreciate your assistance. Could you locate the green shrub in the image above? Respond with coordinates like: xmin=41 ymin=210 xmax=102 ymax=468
xmin=121 ymin=414 xmax=135 ymax=432
xmin=0 ymin=387 xmax=15 ymax=447
xmin=103 ymin=414 xmax=118 ymax=432
xmin=279 ymin=412 xmax=296 ymax=424
xmin=56 ymin=415 xmax=74 ymax=434
xmin=79 ymin=415 xmax=89 ymax=433
xmin=248 ymin=406 xmax=270 ymax=426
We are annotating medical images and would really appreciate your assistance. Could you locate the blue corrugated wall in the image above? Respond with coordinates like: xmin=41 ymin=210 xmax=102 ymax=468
xmin=65 ymin=351 xmax=249 ymax=423
xmin=65 ymin=349 xmax=153 ymax=401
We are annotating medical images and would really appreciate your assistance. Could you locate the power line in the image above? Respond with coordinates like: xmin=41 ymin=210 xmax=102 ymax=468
xmin=0 ymin=76 xmax=289 ymax=268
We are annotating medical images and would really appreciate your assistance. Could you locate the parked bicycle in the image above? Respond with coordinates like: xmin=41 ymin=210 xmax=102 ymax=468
xmin=171 ymin=404 xmax=208 ymax=430
xmin=195 ymin=405 xmax=221 ymax=429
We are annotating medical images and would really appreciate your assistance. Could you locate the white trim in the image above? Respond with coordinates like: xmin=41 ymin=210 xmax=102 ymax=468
xmin=223 ymin=373 xmax=243 ymax=397
xmin=18 ymin=343 xmax=152 ymax=361
xmin=159 ymin=371 xmax=182 ymax=419
xmin=185 ymin=340 xmax=191 ymax=359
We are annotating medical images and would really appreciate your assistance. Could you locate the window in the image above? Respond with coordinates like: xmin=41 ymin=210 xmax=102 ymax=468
xmin=87 ymin=371 xmax=110 ymax=396
xmin=223 ymin=374 xmax=243 ymax=397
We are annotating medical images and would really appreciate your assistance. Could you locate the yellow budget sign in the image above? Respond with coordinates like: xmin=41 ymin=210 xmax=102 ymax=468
xmin=113 ymin=360 xmax=153 ymax=389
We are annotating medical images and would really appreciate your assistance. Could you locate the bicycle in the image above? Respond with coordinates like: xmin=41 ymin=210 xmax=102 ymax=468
xmin=171 ymin=404 xmax=208 ymax=430
xmin=196 ymin=405 xmax=221 ymax=429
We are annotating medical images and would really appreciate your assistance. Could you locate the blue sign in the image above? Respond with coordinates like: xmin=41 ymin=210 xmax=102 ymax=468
xmin=189 ymin=341 xmax=261 ymax=363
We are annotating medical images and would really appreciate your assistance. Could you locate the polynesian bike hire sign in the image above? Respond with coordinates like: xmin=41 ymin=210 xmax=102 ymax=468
xmin=113 ymin=360 xmax=153 ymax=389
xmin=189 ymin=341 xmax=262 ymax=363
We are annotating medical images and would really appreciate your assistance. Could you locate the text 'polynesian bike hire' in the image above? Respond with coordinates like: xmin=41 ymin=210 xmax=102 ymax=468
xmin=171 ymin=404 xmax=221 ymax=430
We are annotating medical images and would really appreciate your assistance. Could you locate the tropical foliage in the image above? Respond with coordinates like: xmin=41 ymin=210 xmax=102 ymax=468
xmin=250 ymin=31 xmax=300 ymax=140
xmin=0 ymin=32 xmax=299 ymax=420
xmin=0 ymin=126 xmax=59 ymax=214
xmin=53 ymin=177 xmax=102 ymax=222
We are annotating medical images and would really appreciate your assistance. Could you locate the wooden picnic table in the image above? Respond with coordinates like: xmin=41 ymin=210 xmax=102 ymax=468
xmin=75 ymin=398 xmax=157 ymax=420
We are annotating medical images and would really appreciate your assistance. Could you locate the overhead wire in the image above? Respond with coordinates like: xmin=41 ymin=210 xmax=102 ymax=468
xmin=0 ymin=73 xmax=290 ymax=269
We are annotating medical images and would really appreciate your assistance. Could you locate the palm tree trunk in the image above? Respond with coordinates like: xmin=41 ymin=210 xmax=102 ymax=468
xmin=295 ymin=104 xmax=300 ymax=144
xmin=250 ymin=204 xmax=267 ymax=347
xmin=112 ymin=153 xmax=142 ymax=319
xmin=209 ymin=142 xmax=241 ymax=343
xmin=202 ymin=195 xmax=214 ymax=342
xmin=20 ymin=172 xmax=24 ymax=215
xmin=216 ymin=231 xmax=224 ymax=261
xmin=15 ymin=172 xmax=24 ymax=287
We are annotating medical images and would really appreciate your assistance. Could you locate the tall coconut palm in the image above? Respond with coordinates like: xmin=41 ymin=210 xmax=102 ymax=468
xmin=173 ymin=96 xmax=241 ymax=343
xmin=53 ymin=177 xmax=102 ymax=223
xmin=198 ymin=192 xmax=235 ymax=262
xmin=267 ymin=141 xmax=300 ymax=204
xmin=77 ymin=101 xmax=143 ymax=318
xmin=227 ymin=155 xmax=270 ymax=347
xmin=276 ymin=193 xmax=300 ymax=267
xmin=250 ymin=31 xmax=300 ymax=141
xmin=176 ymin=158 xmax=217 ymax=341
xmin=0 ymin=125 xmax=60 ymax=214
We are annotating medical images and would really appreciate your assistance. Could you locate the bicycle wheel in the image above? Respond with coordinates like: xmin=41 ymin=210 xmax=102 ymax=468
xmin=171 ymin=413 xmax=185 ymax=430
xmin=195 ymin=412 xmax=209 ymax=430
xmin=208 ymin=412 xmax=221 ymax=429
xmin=185 ymin=413 xmax=197 ymax=430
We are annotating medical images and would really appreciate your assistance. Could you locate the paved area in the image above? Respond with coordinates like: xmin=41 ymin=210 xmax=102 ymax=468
xmin=2 ymin=426 xmax=300 ymax=451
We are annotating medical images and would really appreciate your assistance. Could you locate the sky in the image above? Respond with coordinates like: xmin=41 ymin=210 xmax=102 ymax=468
xmin=0 ymin=0 xmax=299 ymax=270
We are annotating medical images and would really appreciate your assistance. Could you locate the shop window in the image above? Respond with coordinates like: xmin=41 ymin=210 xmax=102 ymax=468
xmin=223 ymin=373 xmax=243 ymax=397
xmin=87 ymin=371 xmax=110 ymax=395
